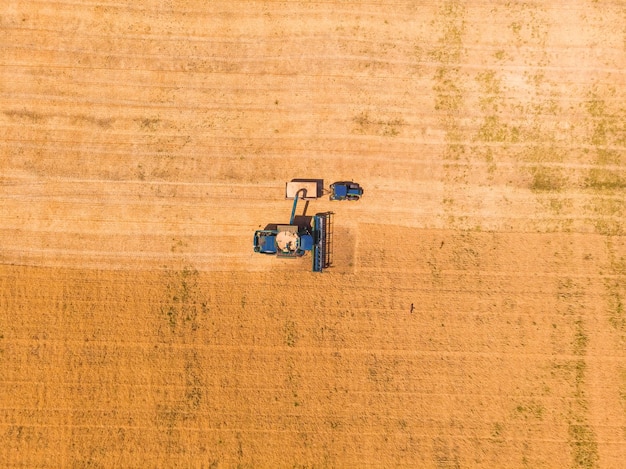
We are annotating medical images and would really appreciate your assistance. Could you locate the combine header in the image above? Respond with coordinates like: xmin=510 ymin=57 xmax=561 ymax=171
xmin=312 ymin=212 xmax=333 ymax=272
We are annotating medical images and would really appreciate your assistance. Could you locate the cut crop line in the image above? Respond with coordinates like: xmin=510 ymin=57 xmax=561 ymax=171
xmin=6 ymin=25 xmax=624 ymax=54
xmin=3 ymin=139 xmax=626 ymax=164
xmin=1 ymin=338 xmax=624 ymax=361
xmin=0 ymin=44 xmax=422 ymax=67
xmin=0 ymin=175 xmax=278 ymax=188
xmin=19 ymin=0 xmax=616 ymax=18
xmin=0 ymin=104 xmax=620 ymax=122
xmin=21 ymin=0 xmax=446 ymax=16
xmin=0 ymin=386 xmax=593 ymax=402
xmin=3 ymin=58 xmax=626 ymax=77
xmin=7 ymin=41 xmax=625 ymax=73
xmin=4 ymin=72 xmax=626 ymax=105
xmin=0 ymin=419 xmax=607 ymax=442
xmin=345 ymin=270 xmax=625 ymax=281
xmin=0 ymin=247 xmax=216 ymax=259
xmin=359 ymin=212 xmax=626 ymax=223
xmin=0 ymin=194 xmax=275 ymax=205
xmin=2 ymin=212 xmax=624 ymax=230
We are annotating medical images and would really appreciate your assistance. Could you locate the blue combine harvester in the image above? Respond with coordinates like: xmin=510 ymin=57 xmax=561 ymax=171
xmin=253 ymin=183 xmax=332 ymax=272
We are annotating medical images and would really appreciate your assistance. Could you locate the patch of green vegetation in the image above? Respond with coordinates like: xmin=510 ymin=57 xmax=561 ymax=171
xmin=573 ymin=318 xmax=589 ymax=356
xmin=593 ymin=219 xmax=623 ymax=236
xmin=523 ymin=143 xmax=564 ymax=163
xmin=477 ymin=70 xmax=501 ymax=98
xmin=514 ymin=401 xmax=545 ymax=420
xmin=582 ymin=89 xmax=625 ymax=232
xmin=588 ymin=197 xmax=624 ymax=218
xmin=433 ymin=68 xmax=463 ymax=112
xmin=568 ymin=424 xmax=599 ymax=469
xmin=585 ymin=168 xmax=626 ymax=191
xmin=477 ymin=115 xmax=515 ymax=143
xmin=139 ymin=117 xmax=160 ymax=131
xmin=555 ymin=273 xmax=599 ymax=468
xmin=430 ymin=0 xmax=467 ymax=163
xmin=490 ymin=422 xmax=505 ymax=444
xmin=509 ymin=21 xmax=522 ymax=34
xmin=585 ymin=91 xmax=625 ymax=149
xmin=160 ymin=266 xmax=205 ymax=335
xmin=619 ymin=370 xmax=626 ymax=411
xmin=545 ymin=197 xmax=565 ymax=214
xmin=586 ymin=187 xmax=625 ymax=233
xmin=429 ymin=2 xmax=464 ymax=62
xmin=433 ymin=436 xmax=461 ymax=469
xmin=352 ymin=111 xmax=406 ymax=137
xmin=3 ymin=109 xmax=45 ymax=123
xmin=530 ymin=167 xmax=564 ymax=192
xmin=284 ymin=320 xmax=298 ymax=347
xmin=474 ymin=69 xmax=518 ymax=149
xmin=285 ymin=357 xmax=303 ymax=410
xmin=483 ymin=148 xmax=494 ymax=164
xmin=604 ymin=240 xmax=626 ymax=329
xmin=606 ymin=285 xmax=625 ymax=330
xmin=595 ymin=149 xmax=621 ymax=166
xmin=557 ymin=277 xmax=578 ymax=300
xmin=184 ymin=350 xmax=203 ymax=411
xmin=444 ymin=142 xmax=466 ymax=160
xmin=586 ymin=96 xmax=605 ymax=118
xmin=527 ymin=71 xmax=545 ymax=88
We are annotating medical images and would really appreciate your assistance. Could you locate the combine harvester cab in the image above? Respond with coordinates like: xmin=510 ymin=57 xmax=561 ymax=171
xmin=253 ymin=230 xmax=278 ymax=254
xmin=330 ymin=181 xmax=363 ymax=201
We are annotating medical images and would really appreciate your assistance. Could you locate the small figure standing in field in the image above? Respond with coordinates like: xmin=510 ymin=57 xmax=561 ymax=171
xmin=410 ymin=303 xmax=414 ymax=314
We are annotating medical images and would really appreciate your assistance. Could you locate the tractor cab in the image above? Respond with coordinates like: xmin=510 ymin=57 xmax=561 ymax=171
xmin=330 ymin=181 xmax=363 ymax=201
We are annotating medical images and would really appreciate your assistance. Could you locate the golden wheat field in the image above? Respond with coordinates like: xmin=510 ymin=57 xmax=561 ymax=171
xmin=1 ymin=0 xmax=626 ymax=467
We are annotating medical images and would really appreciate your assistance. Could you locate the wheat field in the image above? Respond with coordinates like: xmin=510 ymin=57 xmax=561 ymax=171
xmin=1 ymin=1 xmax=626 ymax=467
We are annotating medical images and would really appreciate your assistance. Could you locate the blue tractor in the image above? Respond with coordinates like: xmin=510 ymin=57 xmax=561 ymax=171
xmin=330 ymin=181 xmax=363 ymax=201
xmin=253 ymin=187 xmax=332 ymax=272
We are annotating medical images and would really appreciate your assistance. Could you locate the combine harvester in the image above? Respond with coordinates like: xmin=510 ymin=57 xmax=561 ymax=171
xmin=253 ymin=179 xmax=333 ymax=272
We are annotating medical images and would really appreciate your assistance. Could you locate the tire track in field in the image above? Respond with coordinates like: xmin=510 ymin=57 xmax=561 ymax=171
xmin=582 ymin=90 xmax=626 ymax=237
xmin=430 ymin=1 xmax=467 ymax=162
xmin=554 ymin=275 xmax=599 ymax=469
xmin=576 ymin=63 xmax=626 ymax=468
xmin=595 ymin=236 xmax=626 ymax=468
xmin=429 ymin=1 xmax=470 ymax=235
xmin=153 ymin=266 xmax=207 ymax=461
